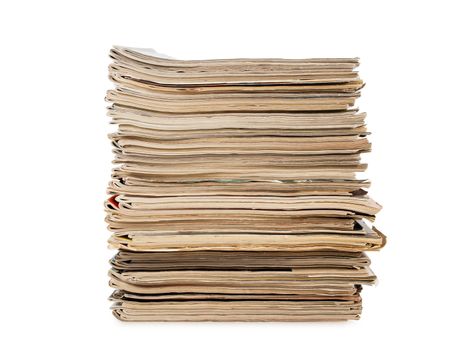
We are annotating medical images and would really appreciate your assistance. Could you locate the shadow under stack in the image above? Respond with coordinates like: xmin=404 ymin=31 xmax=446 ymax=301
xmin=105 ymin=46 xmax=386 ymax=321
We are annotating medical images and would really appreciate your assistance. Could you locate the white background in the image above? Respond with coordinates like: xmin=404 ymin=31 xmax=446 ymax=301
xmin=1 ymin=0 xmax=466 ymax=348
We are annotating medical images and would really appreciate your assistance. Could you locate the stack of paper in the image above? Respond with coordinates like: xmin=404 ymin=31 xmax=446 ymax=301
xmin=105 ymin=46 xmax=386 ymax=321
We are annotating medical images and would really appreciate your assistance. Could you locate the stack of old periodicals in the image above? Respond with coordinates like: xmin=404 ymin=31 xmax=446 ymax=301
xmin=105 ymin=46 xmax=386 ymax=321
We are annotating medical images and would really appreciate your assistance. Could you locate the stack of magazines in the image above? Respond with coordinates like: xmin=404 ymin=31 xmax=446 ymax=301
xmin=105 ymin=46 xmax=386 ymax=321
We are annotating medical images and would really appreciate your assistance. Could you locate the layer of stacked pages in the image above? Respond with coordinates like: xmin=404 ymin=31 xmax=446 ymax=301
xmin=105 ymin=46 xmax=386 ymax=321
